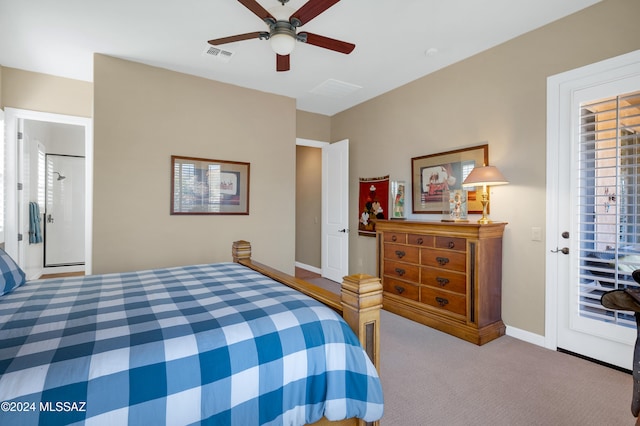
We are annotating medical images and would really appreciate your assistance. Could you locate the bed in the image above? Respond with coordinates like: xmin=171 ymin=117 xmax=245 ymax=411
xmin=0 ymin=241 xmax=383 ymax=426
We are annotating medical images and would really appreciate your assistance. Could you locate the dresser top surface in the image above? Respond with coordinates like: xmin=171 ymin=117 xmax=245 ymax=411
xmin=375 ymin=219 xmax=506 ymax=237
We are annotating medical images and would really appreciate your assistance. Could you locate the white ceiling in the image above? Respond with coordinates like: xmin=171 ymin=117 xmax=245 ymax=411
xmin=0 ymin=0 xmax=600 ymax=116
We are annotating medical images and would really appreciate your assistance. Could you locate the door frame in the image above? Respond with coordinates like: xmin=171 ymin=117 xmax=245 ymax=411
xmin=296 ymin=137 xmax=349 ymax=280
xmin=4 ymin=108 xmax=93 ymax=275
xmin=545 ymin=49 xmax=640 ymax=353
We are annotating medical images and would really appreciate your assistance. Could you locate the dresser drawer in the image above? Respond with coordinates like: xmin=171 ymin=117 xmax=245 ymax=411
xmin=383 ymin=277 xmax=419 ymax=301
xmin=384 ymin=243 xmax=419 ymax=263
xmin=421 ymin=287 xmax=466 ymax=316
xmin=384 ymin=261 xmax=420 ymax=282
xmin=421 ymin=267 xmax=466 ymax=294
xmin=421 ymin=249 xmax=466 ymax=272
xmin=384 ymin=232 xmax=407 ymax=244
xmin=408 ymin=234 xmax=433 ymax=247
xmin=435 ymin=236 xmax=466 ymax=252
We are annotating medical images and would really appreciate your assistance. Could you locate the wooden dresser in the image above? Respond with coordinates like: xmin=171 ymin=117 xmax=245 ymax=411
xmin=375 ymin=220 xmax=506 ymax=345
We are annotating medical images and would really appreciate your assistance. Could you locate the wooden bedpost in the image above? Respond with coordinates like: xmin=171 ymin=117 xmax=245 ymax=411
xmin=232 ymin=240 xmax=252 ymax=263
xmin=341 ymin=274 xmax=383 ymax=374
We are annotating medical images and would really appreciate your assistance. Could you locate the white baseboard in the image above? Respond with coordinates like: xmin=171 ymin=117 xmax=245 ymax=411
xmin=505 ymin=324 xmax=546 ymax=347
xmin=295 ymin=262 xmax=321 ymax=275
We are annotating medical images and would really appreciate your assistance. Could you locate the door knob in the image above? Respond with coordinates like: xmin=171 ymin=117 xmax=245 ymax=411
xmin=338 ymin=229 xmax=349 ymax=233
xmin=47 ymin=214 xmax=54 ymax=224
xmin=551 ymin=247 xmax=569 ymax=254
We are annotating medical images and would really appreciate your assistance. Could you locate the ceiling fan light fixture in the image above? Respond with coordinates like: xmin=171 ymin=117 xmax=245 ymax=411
xmin=270 ymin=32 xmax=296 ymax=55
xmin=208 ymin=0 xmax=355 ymax=71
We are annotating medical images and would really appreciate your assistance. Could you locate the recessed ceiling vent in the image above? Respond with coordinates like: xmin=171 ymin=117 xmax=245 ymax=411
xmin=309 ymin=79 xmax=362 ymax=98
xmin=202 ymin=45 xmax=235 ymax=63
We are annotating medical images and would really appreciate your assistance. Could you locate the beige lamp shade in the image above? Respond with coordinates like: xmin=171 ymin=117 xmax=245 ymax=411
xmin=461 ymin=165 xmax=509 ymax=188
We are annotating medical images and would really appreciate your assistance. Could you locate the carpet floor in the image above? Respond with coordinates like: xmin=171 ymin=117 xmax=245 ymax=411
xmin=379 ymin=309 xmax=633 ymax=425
xmin=294 ymin=269 xmax=634 ymax=425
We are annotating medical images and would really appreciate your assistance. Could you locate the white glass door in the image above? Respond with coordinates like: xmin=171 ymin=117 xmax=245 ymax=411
xmin=553 ymin=71 xmax=640 ymax=369
xmin=45 ymin=154 xmax=85 ymax=266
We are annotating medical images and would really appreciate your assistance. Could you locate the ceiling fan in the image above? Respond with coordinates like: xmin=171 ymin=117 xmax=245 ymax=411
xmin=208 ymin=0 xmax=355 ymax=72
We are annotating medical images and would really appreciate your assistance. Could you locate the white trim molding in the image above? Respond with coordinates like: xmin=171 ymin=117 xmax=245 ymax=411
xmin=296 ymin=138 xmax=329 ymax=148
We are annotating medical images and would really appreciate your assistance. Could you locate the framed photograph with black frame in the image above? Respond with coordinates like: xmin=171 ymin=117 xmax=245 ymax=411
xmin=411 ymin=144 xmax=488 ymax=214
xmin=171 ymin=155 xmax=250 ymax=215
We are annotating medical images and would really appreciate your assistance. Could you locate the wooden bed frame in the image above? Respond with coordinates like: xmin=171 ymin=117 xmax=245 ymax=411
xmin=232 ymin=241 xmax=383 ymax=426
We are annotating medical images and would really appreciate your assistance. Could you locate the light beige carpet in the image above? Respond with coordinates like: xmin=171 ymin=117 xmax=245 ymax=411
xmin=379 ymin=309 xmax=633 ymax=425
xmin=293 ymin=270 xmax=633 ymax=424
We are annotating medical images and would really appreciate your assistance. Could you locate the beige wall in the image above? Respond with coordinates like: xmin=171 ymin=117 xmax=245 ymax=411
xmin=296 ymin=110 xmax=331 ymax=142
xmin=331 ymin=0 xmax=640 ymax=335
xmin=92 ymin=54 xmax=296 ymax=274
xmin=296 ymin=145 xmax=322 ymax=268
xmin=1 ymin=67 xmax=92 ymax=116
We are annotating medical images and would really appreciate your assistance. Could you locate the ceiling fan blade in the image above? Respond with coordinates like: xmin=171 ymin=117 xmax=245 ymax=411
xmin=300 ymin=32 xmax=355 ymax=54
xmin=290 ymin=0 xmax=340 ymax=26
xmin=237 ymin=0 xmax=274 ymax=22
xmin=208 ymin=32 xmax=265 ymax=46
xmin=276 ymin=54 xmax=290 ymax=72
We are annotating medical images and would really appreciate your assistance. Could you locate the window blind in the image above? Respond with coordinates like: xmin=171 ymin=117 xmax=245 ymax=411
xmin=578 ymin=90 xmax=640 ymax=328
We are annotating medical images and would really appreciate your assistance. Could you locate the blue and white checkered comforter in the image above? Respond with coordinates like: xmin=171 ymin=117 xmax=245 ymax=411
xmin=0 ymin=262 xmax=383 ymax=425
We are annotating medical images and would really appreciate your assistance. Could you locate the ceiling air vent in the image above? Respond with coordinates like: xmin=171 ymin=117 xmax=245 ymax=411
xmin=202 ymin=45 xmax=235 ymax=63
xmin=309 ymin=79 xmax=362 ymax=98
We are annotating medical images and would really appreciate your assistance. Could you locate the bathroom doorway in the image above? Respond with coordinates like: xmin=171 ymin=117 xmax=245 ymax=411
xmin=4 ymin=108 xmax=92 ymax=279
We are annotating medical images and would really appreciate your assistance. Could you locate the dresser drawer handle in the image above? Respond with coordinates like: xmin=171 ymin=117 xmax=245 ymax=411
xmin=436 ymin=277 xmax=450 ymax=287
xmin=395 ymin=267 xmax=406 ymax=276
xmin=448 ymin=241 xmax=455 ymax=249
xmin=395 ymin=250 xmax=406 ymax=259
xmin=394 ymin=285 xmax=405 ymax=294
xmin=417 ymin=237 xmax=424 ymax=245
xmin=436 ymin=257 xmax=449 ymax=266
xmin=391 ymin=235 xmax=397 ymax=242
xmin=435 ymin=297 xmax=449 ymax=307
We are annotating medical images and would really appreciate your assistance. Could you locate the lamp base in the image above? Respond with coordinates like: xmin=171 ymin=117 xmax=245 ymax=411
xmin=477 ymin=192 xmax=492 ymax=225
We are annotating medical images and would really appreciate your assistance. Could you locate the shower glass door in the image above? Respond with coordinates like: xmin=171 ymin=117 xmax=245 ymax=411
xmin=45 ymin=154 xmax=85 ymax=266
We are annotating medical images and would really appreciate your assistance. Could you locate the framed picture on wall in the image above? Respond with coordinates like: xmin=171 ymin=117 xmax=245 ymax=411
xmin=171 ymin=155 xmax=250 ymax=215
xmin=411 ymin=144 xmax=488 ymax=214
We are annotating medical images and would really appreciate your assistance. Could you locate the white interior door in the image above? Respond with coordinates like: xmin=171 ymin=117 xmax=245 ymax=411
xmin=547 ymin=51 xmax=640 ymax=369
xmin=45 ymin=155 xmax=85 ymax=266
xmin=322 ymin=139 xmax=349 ymax=283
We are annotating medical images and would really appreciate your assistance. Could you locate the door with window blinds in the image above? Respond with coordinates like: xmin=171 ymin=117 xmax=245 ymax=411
xmin=558 ymin=88 xmax=640 ymax=369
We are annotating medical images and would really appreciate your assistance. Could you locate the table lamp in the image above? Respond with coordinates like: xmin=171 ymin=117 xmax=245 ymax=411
xmin=461 ymin=165 xmax=509 ymax=224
